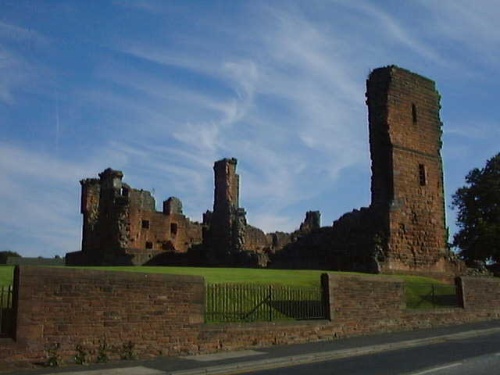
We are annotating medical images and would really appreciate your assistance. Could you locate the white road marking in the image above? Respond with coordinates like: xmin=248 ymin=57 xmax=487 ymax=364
xmin=410 ymin=362 xmax=462 ymax=375
xmin=182 ymin=350 xmax=265 ymax=362
xmin=47 ymin=366 xmax=165 ymax=375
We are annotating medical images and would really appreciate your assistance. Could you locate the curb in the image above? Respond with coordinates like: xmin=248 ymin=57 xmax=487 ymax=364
xmin=169 ymin=327 xmax=500 ymax=375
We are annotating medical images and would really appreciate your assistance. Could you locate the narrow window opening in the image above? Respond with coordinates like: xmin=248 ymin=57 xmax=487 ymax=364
xmin=412 ymin=103 xmax=418 ymax=123
xmin=142 ymin=220 xmax=150 ymax=229
xmin=145 ymin=241 xmax=153 ymax=249
xmin=170 ymin=223 xmax=178 ymax=236
xmin=419 ymin=164 xmax=427 ymax=186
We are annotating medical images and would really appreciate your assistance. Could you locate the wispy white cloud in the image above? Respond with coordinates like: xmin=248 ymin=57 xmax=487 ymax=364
xmin=0 ymin=144 xmax=82 ymax=255
xmin=227 ymin=5 xmax=369 ymax=223
xmin=418 ymin=0 xmax=500 ymax=68
xmin=0 ymin=21 xmax=49 ymax=105
xmin=112 ymin=0 xmax=166 ymax=13
xmin=0 ymin=141 xmax=141 ymax=255
xmin=0 ymin=20 xmax=48 ymax=45
xmin=2 ymin=0 xmax=498 ymax=255
xmin=0 ymin=48 xmax=30 ymax=105
xmin=342 ymin=1 xmax=447 ymax=66
xmin=445 ymin=121 xmax=500 ymax=140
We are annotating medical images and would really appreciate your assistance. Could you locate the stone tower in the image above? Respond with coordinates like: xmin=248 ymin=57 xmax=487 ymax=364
xmin=205 ymin=158 xmax=247 ymax=262
xmin=367 ymin=66 xmax=448 ymax=273
xmin=214 ymin=158 xmax=240 ymax=214
xmin=79 ymin=168 xmax=130 ymax=263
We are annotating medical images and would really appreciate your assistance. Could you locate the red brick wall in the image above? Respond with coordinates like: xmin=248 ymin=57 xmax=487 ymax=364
xmin=325 ymin=274 xmax=405 ymax=321
xmin=3 ymin=267 xmax=204 ymax=363
xmin=458 ymin=277 xmax=500 ymax=310
xmin=2 ymin=268 xmax=500 ymax=367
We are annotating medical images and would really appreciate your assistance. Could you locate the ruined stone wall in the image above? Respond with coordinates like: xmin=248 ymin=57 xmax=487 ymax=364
xmin=299 ymin=211 xmax=321 ymax=233
xmin=270 ymin=66 xmax=461 ymax=276
xmin=72 ymin=66 xmax=464 ymax=274
xmin=243 ymin=225 xmax=270 ymax=253
xmin=80 ymin=178 xmax=100 ymax=254
xmin=128 ymin=188 xmax=155 ymax=212
xmin=367 ymin=66 xmax=449 ymax=273
xmin=70 ymin=169 xmax=202 ymax=266
xmin=127 ymin=209 xmax=202 ymax=254
xmin=266 ymin=232 xmax=292 ymax=252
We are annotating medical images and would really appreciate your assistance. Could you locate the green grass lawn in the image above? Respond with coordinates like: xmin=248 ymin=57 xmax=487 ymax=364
xmin=73 ymin=266 xmax=328 ymax=286
xmin=0 ymin=266 xmax=14 ymax=288
xmin=0 ymin=266 xmax=14 ymax=309
xmin=1 ymin=264 xmax=447 ymax=287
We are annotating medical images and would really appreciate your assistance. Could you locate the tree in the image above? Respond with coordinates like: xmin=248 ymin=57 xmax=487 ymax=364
xmin=451 ymin=153 xmax=500 ymax=263
xmin=0 ymin=251 xmax=21 ymax=264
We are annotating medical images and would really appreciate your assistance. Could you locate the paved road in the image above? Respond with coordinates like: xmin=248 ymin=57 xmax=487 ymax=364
xmin=252 ymin=330 xmax=500 ymax=374
xmin=5 ymin=320 xmax=500 ymax=375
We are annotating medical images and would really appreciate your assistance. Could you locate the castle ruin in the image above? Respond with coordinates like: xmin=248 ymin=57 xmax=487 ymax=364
xmin=67 ymin=66 xmax=464 ymax=277
xmin=368 ymin=66 xmax=451 ymax=272
xmin=66 ymin=169 xmax=203 ymax=265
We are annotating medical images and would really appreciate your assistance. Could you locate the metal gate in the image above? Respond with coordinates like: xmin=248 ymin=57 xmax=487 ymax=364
xmin=406 ymin=283 xmax=459 ymax=309
xmin=206 ymin=283 xmax=327 ymax=323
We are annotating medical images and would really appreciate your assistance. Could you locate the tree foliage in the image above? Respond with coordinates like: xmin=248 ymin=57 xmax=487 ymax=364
xmin=0 ymin=251 xmax=21 ymax=264
xmin=452 ymin=153 xmax=500 ymax=262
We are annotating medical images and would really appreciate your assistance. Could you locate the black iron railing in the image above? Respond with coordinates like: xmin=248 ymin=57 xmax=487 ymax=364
xmin=406 ymin=283 xmax=459 ymax=309
xmin=206 ymin=283 xmax=327 ymax=323
xmin=0 ymin=285 xmax=14 ymax=336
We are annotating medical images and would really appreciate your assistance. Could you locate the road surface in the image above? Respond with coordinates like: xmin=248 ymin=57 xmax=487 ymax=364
xmin=252 ymin=330 xmax=500 ymax=375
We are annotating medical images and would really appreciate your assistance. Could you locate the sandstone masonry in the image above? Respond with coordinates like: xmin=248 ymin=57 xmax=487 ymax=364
xmin=67 ymin=66 xmax=464 ymax=276
xmin=367 ymin=66 xmax=452 ymax=273
xmin=274 ymin=66 xmax=464 ymax=277
xmin=66 ymin=169 xmax=203 ymax=265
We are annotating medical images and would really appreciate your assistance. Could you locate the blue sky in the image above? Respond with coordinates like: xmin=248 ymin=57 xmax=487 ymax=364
xmin=1 ymin=1 xmax=499 ymax=257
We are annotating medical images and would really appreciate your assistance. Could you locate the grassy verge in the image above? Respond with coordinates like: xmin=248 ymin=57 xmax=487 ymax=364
xmin=68 ymin=266 xmax=445 ymax=285
xmin=1 ymin=264 xmax=449 ymax=288
xmin=72 ymin=266 xmax=328 ymax=286
xmin=0 ymin=266 xmax=14 ymax=288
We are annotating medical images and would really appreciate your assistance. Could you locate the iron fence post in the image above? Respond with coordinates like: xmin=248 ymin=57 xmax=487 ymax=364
xmin=432 ymin=284 xmax=435 ymax=308
xmin=268 ymin=285 xmax=273 ymax=322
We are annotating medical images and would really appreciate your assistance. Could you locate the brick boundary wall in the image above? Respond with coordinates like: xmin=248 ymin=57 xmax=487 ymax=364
xmin=1 ymin=267 xmax=205 ymax=364
xmin=458 ymin=276 xmax=500 ymax=310
xmin=1 ymin=268 xmax=500 ymax=367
